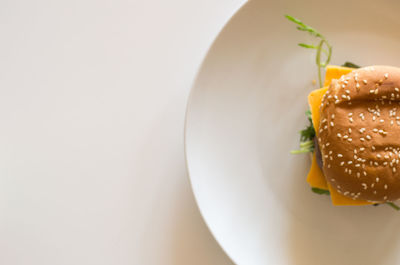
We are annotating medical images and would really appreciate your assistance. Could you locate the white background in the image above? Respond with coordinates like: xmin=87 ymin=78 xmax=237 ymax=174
xmin=0 ymin=0 xmax=245 ymax=264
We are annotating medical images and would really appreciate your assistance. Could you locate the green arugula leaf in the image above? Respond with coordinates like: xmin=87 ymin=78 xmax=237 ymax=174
xmin=285 ymin=15 xmax=332 ymax=87
xmin=311 ymin=187 xmax=330 ymax=195
xmin=291 ymin=111 xmax=316 ymax=154
xmin=386 ymin=202 xmax=400 ymax=211
xmin=342 ymin=61 xmax=361 ymax=69
xmin=298 ymin=43 xmax=317 ymax=49
xmin=284 ymin=15 xmax=322 ymax=38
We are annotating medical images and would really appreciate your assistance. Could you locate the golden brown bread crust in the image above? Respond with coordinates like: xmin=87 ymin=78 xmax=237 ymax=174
xmin=319 ymin=66 xmax=400 ymax=202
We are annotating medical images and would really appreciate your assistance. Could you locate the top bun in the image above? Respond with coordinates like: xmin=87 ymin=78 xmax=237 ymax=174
xmin=318 ymin=66 xmax=400 ymax=202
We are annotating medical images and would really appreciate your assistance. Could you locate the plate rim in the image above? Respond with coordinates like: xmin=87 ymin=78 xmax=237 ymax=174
xmin=183 ymin=2 xmax=248 ymax=264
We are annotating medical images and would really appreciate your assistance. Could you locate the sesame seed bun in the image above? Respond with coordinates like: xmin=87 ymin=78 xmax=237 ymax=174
xmin=319 ymin=66 xmax=400 ymax=202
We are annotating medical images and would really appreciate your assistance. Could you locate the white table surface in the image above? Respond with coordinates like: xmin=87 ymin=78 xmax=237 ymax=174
xmin=0 ymin=0 xmax=246 ymax=264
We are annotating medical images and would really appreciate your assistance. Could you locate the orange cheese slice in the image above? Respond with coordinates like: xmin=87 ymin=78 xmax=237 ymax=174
xmin=306 ymin=153 xmax=328 ymax=190
xmin=323 ymin=65 xmax=354 ymax=87
xmin=308 ymin=87 xmax=328 ymax=137
xmin=328 ymin=183 xmax=372 ymax=206
xmin=306 ymin=65 xmax=372 ymax=205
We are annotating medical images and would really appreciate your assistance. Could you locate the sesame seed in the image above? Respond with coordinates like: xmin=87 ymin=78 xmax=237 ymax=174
xmin=340 ymin=161 xmax=345 ymax=166
xmin=384 ymin=184 xmax=388 ymax=189
xmin=370 ymin=90 xmax=375 ymax=94
xmin=384 ymin=196 xmax=388 ymax=200
xmin=349 ymin=117 xmax=353 ymax=123
xmin=348 ymin=128 xmax=352 ymax=133
xmin=363 ymin=171 xmax=367 ymax=176
xmin=360 ymin=137 xmax=365 ymax=142
xmin=363 ymin=80 xmax=368 ymax=85
xmin=348 ymin=138 xmax=352 ymax=142
xmin=357 ymin=172 xmax=361 ymax=178
xmin=366 ymin=135 xmax=372 ymax=140
xmin=375 ymin=89 xmax=379 ymax=94
xmin=393 ymin=167 xmax=397 ymax=173
xmin=354 ymin=149 xmax=357 ymax=154
xmin=335 ymin=99 xmax=340 ymax=104
xmin=331 ymin=178 xmax=335 ymax=181
xmin=343 ymin=135 xmax=349 ymax=139
xmin=371 ymin=183 xmax=375 ymax=188
xmin=356 ymin=83 xmax=360 ymax=89
xmin=348 ymin=169 xmax=352 ymax=174
xmin=331 ymin=114 xmax=335 ymax=119
xmin=330 ymin=121 xmax=334 ymax=127
xmin=372 ymin=146 xmax=376 ymax=151
xmin=360 ymin=147 xmax=365 ymax=151
xmin=345 ymin=89 xmax=350 ymax=94
xmin=329 ymin=156 xmax=333 ymax=161
xmin=342 ymin=95 xmax=347 ymax=99
xmin=384 ymin=73 xmax=389 ymax=79
xmin=348 ymin=113 xmax=353 ymax=117
xmin=344 ymin=191 xmax=349 ymax=196
xmin=328 ymin=164 xmax=331 ymax=168
xmin=376 ymin=177 xmax=380 ymax=182
xmin=374 ymin=191 xmax=377 ymax=194
xmin=326 ymin=142 xmax=330 ymax=146
xmin=348 ymin=161 xmax=353 ymax=165
xmin=396 ymin=87 xmax=399 ymax=92
xmin=355 ymin=164 xmax=360 ymax=167
xmin=373 ymin=116 xmax=376 ymax=121
xmin=334 ymin=95 xmax=338 ymax=100
xmin=337 ymin=133 xmax=342 ymax=138
xmin=380 ymin=119 xmax=385 ymax=123
xmin=338 ymin=154 xmax=343 ymax=158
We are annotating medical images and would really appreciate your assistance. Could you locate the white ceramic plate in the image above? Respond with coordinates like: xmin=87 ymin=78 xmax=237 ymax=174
xmin=185 ymin=0 xmax=400 ymax=264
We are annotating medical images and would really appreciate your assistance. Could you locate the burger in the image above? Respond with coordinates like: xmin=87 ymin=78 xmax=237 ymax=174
xmin=285 ymin=14 xmax=400 ymax=209
xmin=299 ymin=65 xmax=400 ymax=208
